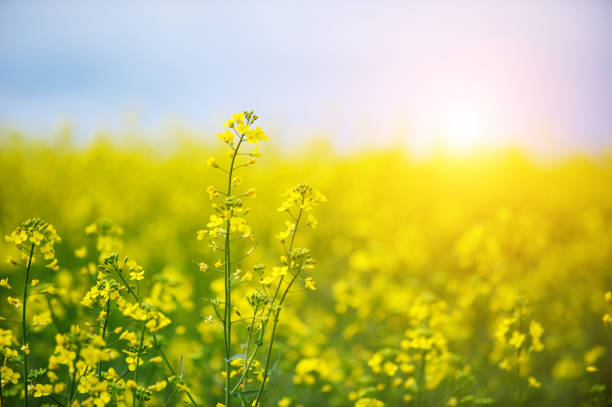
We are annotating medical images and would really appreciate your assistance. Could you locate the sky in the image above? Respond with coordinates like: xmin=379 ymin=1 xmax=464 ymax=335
xmin=1 ymin=0 xmax=611 ymax=155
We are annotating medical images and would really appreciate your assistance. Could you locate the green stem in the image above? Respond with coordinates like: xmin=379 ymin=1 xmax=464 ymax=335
xmin=240 ymin=310 xmax=258 ymax=405
xmin=416 ymin=350 xmax=427 ymax=407
xmin=230 ymin=319 xmax=267 ymax=395
xmin=151 ymin=334 xmax=199 ymax=407
xmin=111 ymin=263 xmax=199 ymax=407
xmin=515 ymin=306 xmax=524 ymax=407
xmin=97 ymin=296 xmax=111 ymax=379
xmin=22 ymin=244 xmax=34 ymax=407
xmin=223 ymin=134 xmax=245 ymax=407
xmin=252 ymin=206 xmax=304 ymax=407
xmin=65 ymin=349 xmax=80 ymax=406
xmin=0 ymin=355 xmax=5 ymax=407
xmin=133 ymin=321 xmax=147 ymax=407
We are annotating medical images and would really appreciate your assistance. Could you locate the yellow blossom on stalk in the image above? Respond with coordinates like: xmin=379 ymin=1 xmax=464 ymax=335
xmin=32 ymin=313 xmax=52 ymax=330
xmin=305 ymin=277 xmax=316 ymax=291
xmin=0 ymin=278 xmax=11 ymax=289
xmin=1 ymin=365 xmax=20 ymax=384
xmin=5 ymin=218 xmax=61 ymax=268
xmin=245 ymin=126 xmax=268 ymax=143
xmin=148 ymin=380 xmax=168 ymax=392
xmin=382 ymin=361 xmax=398 ymax=376
xmin=231 ymin=176 xmax=242 ymax=187
xmin=529 ymin=320 xmax=544 ymax=352
xmin=33 ymin=383 xmax=53 ymax=397
xmin=129 ymin=269 xmax=145 ymax=281
xmin=7 ymin=296 xmax=22 ymax=308
xmin=46 ymin=258 xmax=59 ymax=271
xmin=217 ymin=129 xmax=235 ymax=144
xmin=207 ymin=185 xmax=220 ymax=200
xmin=207 ymin=157 xmax=218 ymax=167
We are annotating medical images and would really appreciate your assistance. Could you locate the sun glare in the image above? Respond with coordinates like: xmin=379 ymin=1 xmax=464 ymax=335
xmin=440 ymin=106 xmax=490 ymax=153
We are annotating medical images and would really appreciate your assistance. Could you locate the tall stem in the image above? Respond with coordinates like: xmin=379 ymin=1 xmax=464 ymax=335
xmin=0 ymin=355 xmax=5 ymax=407
xmin=97 ymin=296 xmax=111 ymax=379
xmin=133 ymin=321 xmax=147 ymax=407
xmin=515 ymin=305 xmax=524 ymax=407
xmin=240 ymin=309 xmax=258 ymax=406
xmin=253 ymin=206 xmax=304 ymax=407
xmin=22 ymin=244 xmax=35 ymax=407
xmin=223 ymin=135 xmax=245 ymax=407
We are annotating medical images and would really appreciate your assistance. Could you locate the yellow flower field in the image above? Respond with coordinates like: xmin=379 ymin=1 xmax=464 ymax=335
xmin=1 ymin=116 xmax=611 ymax=407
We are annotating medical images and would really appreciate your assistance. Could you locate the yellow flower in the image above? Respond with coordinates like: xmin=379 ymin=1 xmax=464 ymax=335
xmin=33 ymin=383 xmax=53 ymax=397
xmin=199 ymin=262 xmax=208 ymax=272
xmin=46 ymin=258 xmax=59 ymax=271
xmin=0 ymin=278 xmax=11 ymax=289
xmin=355 ymin=398 xmax=384 ymax=407
xmin=75 ymin=246 xmax=87 ymax=258
xmin=606 ymin=291 xmax=612 ymax=305
xmin=206 ymin=157 xmax=218 ymax=167
xmin=527 ymin=376 xmax=541 ymax=388
xmin=278 ymin=397 xmax=292 ymax=407
xmin=148 ymin=380 xmax=167 ymax=392
xmin=129 ymin=270 xmax=145 ymax=281
xmin=217 ymin=129 xmax=235 ymax=144
xmin=0 ymin=366 xmax=20 ymax=384
xmin=7 ymin=296 xmax=22 ymax=308
xmin=245 ymin=126 xmax=268 ymax=143
xmin=508 ymin=331 xmax=525 ymax=349
xmin=33 ymin=313 xmax=52 ymax=330
xmin=305 ymin=277 xmax=316 ymax=291
xmin=586 ymin=365 xmax=599 ymax=373
xmin=383 ymin=361 xmax=398 ymax=376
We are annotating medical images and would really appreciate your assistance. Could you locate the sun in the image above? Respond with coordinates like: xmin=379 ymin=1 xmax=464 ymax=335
xmin=439 ymin=105 xmax=491 ymax=153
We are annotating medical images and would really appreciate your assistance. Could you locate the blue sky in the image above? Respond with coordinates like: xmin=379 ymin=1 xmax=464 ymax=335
xmin=1 ymin=0 xmax=611 ymax=154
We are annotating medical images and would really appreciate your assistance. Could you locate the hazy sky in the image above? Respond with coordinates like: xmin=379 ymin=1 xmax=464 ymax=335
xmin=1 ymin=1 xmax=611 ymax=154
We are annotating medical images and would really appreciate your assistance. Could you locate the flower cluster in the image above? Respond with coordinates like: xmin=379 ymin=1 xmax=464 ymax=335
xmin=196 ymin=111 xmax=325 ymax=407
xmin=5 ymin=217 xmax=61 ymax=270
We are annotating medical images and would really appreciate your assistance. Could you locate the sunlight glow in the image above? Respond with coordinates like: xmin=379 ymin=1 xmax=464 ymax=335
xmin=439 ymin=104 xmax=492 ymax=153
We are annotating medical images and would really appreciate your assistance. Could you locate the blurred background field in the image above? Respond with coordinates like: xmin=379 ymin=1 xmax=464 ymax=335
xmin=1 ymin=130 xmax=611 ymax=405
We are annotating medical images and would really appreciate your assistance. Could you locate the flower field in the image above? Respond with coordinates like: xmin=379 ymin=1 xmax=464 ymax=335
xmin=1 ymin=116 xmax=611 ymax=407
